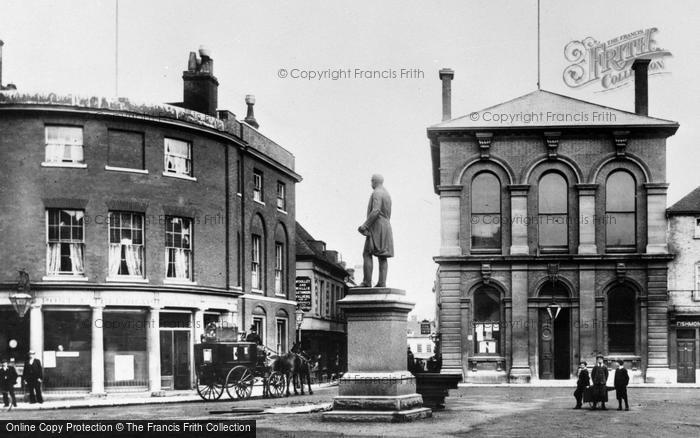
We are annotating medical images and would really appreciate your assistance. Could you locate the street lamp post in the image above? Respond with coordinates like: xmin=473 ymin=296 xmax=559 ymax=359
xmin=295 ymin=307 xmax=305 ymax=346
xmin=9 ymin=269 xmax=33 ymax=318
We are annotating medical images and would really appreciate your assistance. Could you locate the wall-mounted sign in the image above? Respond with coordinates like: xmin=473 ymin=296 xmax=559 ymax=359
xmin=295 ymin=277 xmax=312 ymax=312
xmin=677 ymin=320 xmax=700 ymax=328
xmin=420 ymin=320 xmax=431 ymax=335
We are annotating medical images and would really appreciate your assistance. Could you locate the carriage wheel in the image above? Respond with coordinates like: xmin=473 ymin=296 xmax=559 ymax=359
xmin=268 ymin=371 xmax=286 ymax=398
xmin=225 ymin=366 xmax=254 ymax=400
xmin=196 ymin=374 xmax=224 ymax=401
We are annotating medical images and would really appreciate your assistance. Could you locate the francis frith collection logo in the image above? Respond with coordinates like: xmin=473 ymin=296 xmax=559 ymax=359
xmin=563 ymin=27 xmax=671 ymax=91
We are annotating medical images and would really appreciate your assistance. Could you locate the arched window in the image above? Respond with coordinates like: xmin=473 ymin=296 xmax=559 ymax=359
xmin=276 ymin=309 xmax=289 ymax=353
xmin=471 ymin=172 xmax=501 ymax=250
xmin=606 ymin=171 xmax=636 ymax=249
xmin=473 ymin=287 xmax=501 ymax=355
xmin=538 ymin=172 xmax=568 ymax=249
xmin=608 ymin=286 xmax=635 ymax=353
xmin=252 ymin=306 xmax=266 ymax=344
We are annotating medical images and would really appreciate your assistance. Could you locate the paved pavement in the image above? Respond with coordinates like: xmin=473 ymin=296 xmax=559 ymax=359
xmin=3 ymin=386 xmax=700 ymax=437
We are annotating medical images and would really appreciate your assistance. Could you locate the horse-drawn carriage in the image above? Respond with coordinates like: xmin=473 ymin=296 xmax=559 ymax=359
xmin=194 ymin=327 xmax=287 ymax=401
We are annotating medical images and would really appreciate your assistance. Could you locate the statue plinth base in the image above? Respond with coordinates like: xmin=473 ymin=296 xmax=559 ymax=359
xmin=322 ymin=288 xmax=432 ymax=423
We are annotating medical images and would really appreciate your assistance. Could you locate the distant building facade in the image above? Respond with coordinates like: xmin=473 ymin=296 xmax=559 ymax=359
xmin=407 ymin=316 xmax=435 ymax=361
xmin=428 ymin=61 xmax=679 ymax=383
xmin=0 ymin=47 xmax=300 ymax=394
xmin=667 ymin=188 xmax=700 ymax=383
xmin=295 ymin=223 xmax=348 ymax=378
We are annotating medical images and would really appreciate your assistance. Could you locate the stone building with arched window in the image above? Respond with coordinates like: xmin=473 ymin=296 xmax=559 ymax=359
xmin=428 ymin=61 xmax=679 ymax=383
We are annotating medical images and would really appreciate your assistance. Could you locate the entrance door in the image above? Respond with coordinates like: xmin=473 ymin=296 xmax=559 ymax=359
xmin=677 ymin=331 xmax=696 ymax=383
xmin=160 ymin=330 xmax=191 ymax=390
xmin=173 ymin=331 xmax=190 ymax=389
xmin=539 ymin=308 xmax=571 ymax=379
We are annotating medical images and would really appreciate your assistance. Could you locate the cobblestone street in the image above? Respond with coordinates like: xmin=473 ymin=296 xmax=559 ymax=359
xmin=4 ymin=386 xmax=700 ymax=437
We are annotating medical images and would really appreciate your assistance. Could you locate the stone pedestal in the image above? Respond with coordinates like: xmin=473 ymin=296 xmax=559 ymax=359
xmin=322 ymin=288 xmax=432 ymax=422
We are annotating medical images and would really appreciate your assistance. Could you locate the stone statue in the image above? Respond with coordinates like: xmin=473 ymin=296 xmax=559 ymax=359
xmin=358 ymin=174 xmax=394 ymax=287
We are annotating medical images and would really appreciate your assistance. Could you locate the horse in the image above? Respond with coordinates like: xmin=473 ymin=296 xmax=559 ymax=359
xmin=290 ymin=343 xmax=314 ymax=395
xmin=267 ymin=352 xmax=295 ymax=397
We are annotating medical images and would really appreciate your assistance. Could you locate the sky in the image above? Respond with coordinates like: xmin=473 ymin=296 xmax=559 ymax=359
xmin=2 ymin=0 xmax=699 ymax=319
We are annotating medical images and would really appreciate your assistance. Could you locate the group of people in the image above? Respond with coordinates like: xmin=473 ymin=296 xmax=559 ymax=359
xmin=574 ymin=354 xmax=630 ymax=411
xmin=0 ymin=351 xmax=44 ymax=409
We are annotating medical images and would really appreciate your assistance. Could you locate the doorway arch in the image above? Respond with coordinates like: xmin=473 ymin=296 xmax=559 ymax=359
xmin=536 ymin=281 xmax=574 ymax=380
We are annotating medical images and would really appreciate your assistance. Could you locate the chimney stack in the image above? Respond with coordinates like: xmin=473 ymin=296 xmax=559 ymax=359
xmin=439 ymin=68 xmax=455 ymax=121
xmin=182 ymin=46 xmax=219 ymax=116
xmin=632 ymin=58 xmax=651 ymax=116
xmin=244 ymin=95 xmax=259 ymax=129
xmin=325 ymin=250 xmax=339 ymax=264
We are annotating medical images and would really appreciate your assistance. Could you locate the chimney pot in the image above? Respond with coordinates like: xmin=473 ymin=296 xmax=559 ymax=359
xmin=198 ymin=45 xmax=211 ymax=59
xmin=244 ymin=94 xmax=259 ymax=129
xmin=182 ymin=47 xmax=218 ymax=116
xmin=439 ymin=68 xmax=455 ymax=122
xmin=632 ymin=58 xmax=651 ymax=116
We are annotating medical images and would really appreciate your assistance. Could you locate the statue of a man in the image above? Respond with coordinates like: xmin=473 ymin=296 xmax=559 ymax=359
xmin=358 ymin=174 xmax=394 ymax=287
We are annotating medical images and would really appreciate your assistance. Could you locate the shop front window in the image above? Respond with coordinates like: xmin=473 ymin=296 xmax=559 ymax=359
xmin=103 ymin=312 xmax=148 ymax=388
xmin=43 ymin=311 xmax=91 ymax=389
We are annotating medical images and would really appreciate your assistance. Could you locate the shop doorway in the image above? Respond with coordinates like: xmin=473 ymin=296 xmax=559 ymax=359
xmin=0 ymin=309 xmax=29 ymax=363
xmin=159 ymin=312 xmax=192 ymax=390
xmin=677 ymin=330 xmax=696 ymax=383
xmin=160 ymin=331 xmax=191 ymax=390
xmin=539 ymin=308 xmax=571 ymax=379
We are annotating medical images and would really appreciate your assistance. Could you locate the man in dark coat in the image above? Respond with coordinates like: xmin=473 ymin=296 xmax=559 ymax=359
xmin=573 ymin=361 xmax=590 ymax=409
xmin=23 ymin=351 xmax=43 ymax=404
xmin=614 ymin=359 xmax=630 ymax=411
xmin=590 ymin=355 xmax=608 ymax=410
xmin=1 ymin=358 xmax=18 ymax=408
xmin=245 ymin=325 xmax=262 ymax=346
xmin=358 ymin=174 xmax=394 ymax=288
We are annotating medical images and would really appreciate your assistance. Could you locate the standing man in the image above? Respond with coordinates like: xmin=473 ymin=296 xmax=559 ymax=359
xmin=590 ymin=354 xmax=608 ymax=410
xmin=23 ymin=351 xmax=43 ymax=404
xmin=358 ymin=174 xmax=394 ymax=288
xmin=573 ymin=361 xmax=590 ymax=409
xmin=614 ymin=359 xmax=630 ymax=411
xmin=245 ymin=325 xmax=263 ymax=346
xmin=0 ymin=358 xmax=18 ymax=409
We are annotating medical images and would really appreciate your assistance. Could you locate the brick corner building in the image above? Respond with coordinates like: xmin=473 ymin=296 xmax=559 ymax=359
xmin=0 ymin=46 xmax=300 ymax=394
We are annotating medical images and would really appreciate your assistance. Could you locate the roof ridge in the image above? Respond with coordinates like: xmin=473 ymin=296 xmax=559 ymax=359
xmin=429 ymin=89 xmax=679 ymax=129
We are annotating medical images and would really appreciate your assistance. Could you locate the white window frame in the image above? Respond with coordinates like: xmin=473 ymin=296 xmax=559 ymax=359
xmin=165 ymin=216 xmax=193 ymax=282
xmin=45 ymin=209 xmax=86 ymax=278
xmin=253 ymin=316 xmax=265 ymax=344
xmin=43 ymin=126 xmax=86 ymax=167
xmin=253 ymin=171 xmax=264 ymax=203
xmin=163 ymin=137 xmax=193 ymax=178
xmin=252 ymin=234 xmax=262 ymax=291
xmin=695 ymin=218 xmax=700 ymax=239
xmin=276 ymin=318 xmax=288 ymax=354
xmin=107 ymin=211 xmax=146 ymax=281
xmin=274 ymin=242 xmax=284 ymax=296
xmin=276 ymin=182 xmax=286 ymax=211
